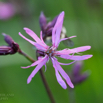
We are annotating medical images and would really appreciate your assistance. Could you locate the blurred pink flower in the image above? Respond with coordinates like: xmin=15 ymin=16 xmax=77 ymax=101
xmin=0 ymin=2 xmax=15 ymax=20
xmin=19 ymin=11 xmax=92 ymax=89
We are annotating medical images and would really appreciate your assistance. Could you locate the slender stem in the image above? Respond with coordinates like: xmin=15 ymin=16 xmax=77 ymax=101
xmin=18 ymin=49 xmax=35 ymax=62
xmin=36 ymin=51 xmax=55 ymax=103
xmin=18 ymin=49 xmax=55 ymax=103
xmin=68 ymin=87 xmax=75 ymax=103
xmin=39 ymin=69 xmax=55 ymax=103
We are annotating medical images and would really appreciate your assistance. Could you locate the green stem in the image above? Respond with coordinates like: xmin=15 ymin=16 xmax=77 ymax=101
xmin=39 ymin=69 xmax=55 ymax=103
xmin=68 ymin=87 xmax=75 ymax=103
xmin=18 ymin=49 xmax=55 ymax=103
xmin=18 ymin=49 xmax=35 ymax=62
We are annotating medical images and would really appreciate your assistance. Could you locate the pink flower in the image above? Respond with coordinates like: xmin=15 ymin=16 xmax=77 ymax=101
xmin=0 ymin=2 xmax=15 ymax=20
xmin=19 ymin=11 xmax=92 ymax=89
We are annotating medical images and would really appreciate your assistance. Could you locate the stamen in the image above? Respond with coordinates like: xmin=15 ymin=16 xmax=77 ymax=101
xmin=45 ymin=46 xmax=55 ymax=57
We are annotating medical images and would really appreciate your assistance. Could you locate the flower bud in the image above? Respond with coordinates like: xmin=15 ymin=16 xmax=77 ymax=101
xmin=39 ymin=12 xmax=74 ymax=47
xmin=10 ymin=42 xmax=19 ymax=54
xmin=73 ymin=72 xmax=90 ymax=84
xmin=46 ymin=15 xmax=58 ymax=29
xmin=39 ymin=12 xmax=47 ymax=32
xmin=72 ymin=61 xmax=83 ymax=77
xmin=39 ymin=12 xmax=58 ymax=40
xmin=0 ymin=46 xmax=12 ymax=55
xmin=2 ymin=33 xmax=14 ymax=46
xmin=0 ymin=33 xmax=20 ymax=55
xmin=70 ymin=61 xmax=90 ymax=85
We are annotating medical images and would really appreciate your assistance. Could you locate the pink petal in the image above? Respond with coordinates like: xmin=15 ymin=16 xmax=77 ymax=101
xmin=24 ymin=27 xmax=41 ymax=43
xmin=55 ymin=68 xmax=67 ymax=89
xmin=27 ymin=55 xmax=49 ymax=84
xmin=52 ymin=57 xmax=74 ymax=88
xmin=21 ymin=57 xmax=45 ymax=69
xmin=19 ymin=32 xmax=47 ymax=51
xmin=19 ymin=32 xmax=36 ymax=45
xmin=68 ymin=46 xmax=91 ymax=54
xmin=59 ymin=54 xmax=93 ymax=60
xmin=55 ymin=49 xmax=68 ymax=55
xmin=40 ymin=31 xmax=49 ymax=48
xmin=55 ymin=46 xmax=91 ymax=55
xmin=40 ymin=31 xmax=44 ymax=43
xmin=59 ymin=60 xmax=76 ymax=65
xmin=44 ymin=64 xmax=47 ymax=72
xmin=24 ymin=28 xmax=48 ymax=50
xmin=52 ymin=11 xmax=64 ymax=48
xmin=59 ymin=36 xmax=76 ymax=43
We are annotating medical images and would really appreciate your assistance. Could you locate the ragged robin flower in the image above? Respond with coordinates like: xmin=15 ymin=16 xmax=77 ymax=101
xmin=19 ymin=11 xmax=92 ymax=89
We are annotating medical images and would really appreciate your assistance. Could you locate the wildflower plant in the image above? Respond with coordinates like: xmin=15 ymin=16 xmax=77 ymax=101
xmin=19 ymin=11 xmax=92 ymax=89
xmin=0 ymin=11 xmax=93 ymax=103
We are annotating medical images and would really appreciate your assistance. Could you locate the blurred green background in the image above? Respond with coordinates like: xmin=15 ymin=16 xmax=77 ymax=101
xmin=0 ymin=0 xmax=103 ymax=103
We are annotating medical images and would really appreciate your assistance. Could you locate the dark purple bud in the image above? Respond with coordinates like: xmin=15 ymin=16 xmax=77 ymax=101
xmin=70 ymin=61 xmax=90 ymax=85
xmin=73 ymin=71 xmax=90 ymax=84
xmin=42 ymin=28 xmax=53 ymax=40
xmin=0 ymin=46 xmax=12 ymax=55
xmin=2 ymin=33 xmax=14 ymax=46
xmin=72 ymin=61 xmax=83 ymax=77
xmin=10 ymin=42 xmax=19 ymax=54
xmin=39 ymin=12 xmax=74 ymax=48
xmin=39 ymin=12 xmax=47 ymax=32
xmin=47 ymin=15 xmax=58 ymax=29
xmin=39 ymin=12 xmax=59 ymax=40
xmin=0 ymin=44 xmax=19 ymax=55
xmin=1 ymin=33 xmax=20 ymax=55
xmin=46 ymin=27 xmax=53 ymax=36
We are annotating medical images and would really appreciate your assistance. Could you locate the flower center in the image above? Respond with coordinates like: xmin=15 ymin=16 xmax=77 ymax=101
xmin=46 ymin=47 xmax=54 ymax=57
